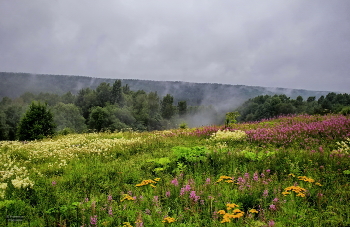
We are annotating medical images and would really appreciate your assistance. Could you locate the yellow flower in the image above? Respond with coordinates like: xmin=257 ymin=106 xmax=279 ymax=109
xmin=226 ymin=203 xmax=239 ymax=210
xmin=282 ymin=185 xmax=307 ymax=197
xmin=298 ymin=176 xmax=315 ymax=183
xmin=136 ymin=179 xmax=157 ymax=187
xmin=232 ymin=212 xmax=244 ymax=218
xmin=249 ymin=209 xmax=258 ymax=213
xmin=154 ymin=178 xmax=161 ymax=182
xmin=120 ymin=194 xmax=135 ymax=202
xmin=288 ymin=173 xmax=295 ymax=177
xmin=162 ymin=217 xmax=176 ymax=223
xmin=315 ymin=182 xmax=322 ymax=186
xmin=217 ymin=210 xmax=226 ymax=215
xmin=216 ymin=175 xmax=232 ymax=183
xmin=122 ymin=222 xmax=133 ymax=227
xmin=232 ymin=208 xmax=243 ymax=214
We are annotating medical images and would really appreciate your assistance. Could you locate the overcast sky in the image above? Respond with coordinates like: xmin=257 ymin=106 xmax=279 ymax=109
xmin=1 ymin=1 xmax=349 ymax=92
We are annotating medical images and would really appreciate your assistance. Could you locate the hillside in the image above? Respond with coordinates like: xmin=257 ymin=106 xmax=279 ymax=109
xmin=0 ymin=72 xmax=331 ymax=111
xmin=0 ymin=114 xmax=349 ymax=226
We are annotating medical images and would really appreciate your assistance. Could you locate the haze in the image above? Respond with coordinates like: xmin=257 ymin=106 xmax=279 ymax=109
xmin=0 ymin=0 xmax=349 ymax=93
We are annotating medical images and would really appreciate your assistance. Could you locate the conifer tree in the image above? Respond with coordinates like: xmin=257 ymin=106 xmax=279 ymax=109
xmin=17 ymin=102 xmax=56 ymax=140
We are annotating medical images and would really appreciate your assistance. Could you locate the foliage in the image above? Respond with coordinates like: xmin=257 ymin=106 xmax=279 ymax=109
xmin=171 ymin=146 xmax=210 ymax=163
xmin=237 ymin=93 xmax=350 ymax=122
xmin=225 ymin=111 xmax=240 ymax=126
xmin=17 ymin=101 xmax=56 ymax=140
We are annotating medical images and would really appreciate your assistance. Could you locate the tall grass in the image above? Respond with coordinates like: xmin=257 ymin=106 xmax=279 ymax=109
xmin=0 ymin=114 xmax=349 ymax=226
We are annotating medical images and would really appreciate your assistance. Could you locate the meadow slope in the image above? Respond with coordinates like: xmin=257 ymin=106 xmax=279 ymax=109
xmin=0 ymin=114 xmax=350 ymax=226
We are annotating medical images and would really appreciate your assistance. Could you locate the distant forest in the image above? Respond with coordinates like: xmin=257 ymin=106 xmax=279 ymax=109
xmin=0 ymin=72 xmax=349 ymax=141
xmin=0 ymin=79 xmax=222 ymax=140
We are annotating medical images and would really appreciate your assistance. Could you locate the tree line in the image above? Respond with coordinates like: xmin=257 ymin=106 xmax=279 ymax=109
xmin=0 ymin=80 xmax=222 ymax=141
xmin=1 ymin=78 xmax=349 ymax=141
xmin=236 ymin=93 xmax=350 ymax=122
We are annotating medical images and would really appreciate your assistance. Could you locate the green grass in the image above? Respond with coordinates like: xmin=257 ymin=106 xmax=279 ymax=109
xmin=0 ymin=114 xmax=350 ymax=226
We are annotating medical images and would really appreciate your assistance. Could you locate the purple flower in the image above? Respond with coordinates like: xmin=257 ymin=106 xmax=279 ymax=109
xmin=237 ymin=177 xmax=245 ymax=184
xmin=51 ymin=181 xmax=57 ymax=186
xmin=268 ymin=220 xmax=275 ymax=226
xmin=108 ymin=207 xmax=113 ymax=216
xmin=272 ymin=197 xmax=279 ymax=203
xmin=171 ymin=178 xmax=179 ymax=186
xmin=253 ymin=172 xmax=259 ymax=181
xmin=107 ymin=195 xmax=113 ymax=201
xmin=269 ymin=204 xmax=276 ymax=211
xmin=153 ymin=196 xmax=159 ymax=203
xmin=263 ymin=189 xmax=269 ymax=197
xmin=189 ymin=191 xmax=200 ymax=202
xmin=205 ymin=178 xmax=211 ymax=184
xmin=180 ymin=184 xmax=191 ymax=196
xmin=90 ymin=215 xmax=97 ymax=225
xmin=266 ymin=169 xmax=271 ymax=173
xmin=166 ymin=191 xmax=171 ymax=197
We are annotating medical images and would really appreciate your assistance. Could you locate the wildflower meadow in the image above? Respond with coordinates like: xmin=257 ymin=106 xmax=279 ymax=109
xmin=0 ymin=114 xmax=350 ymax=226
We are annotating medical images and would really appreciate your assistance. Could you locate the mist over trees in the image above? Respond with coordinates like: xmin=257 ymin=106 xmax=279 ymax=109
xmin=0 ymin=75 xmax=349 ymax=141
xmin=0 ymin=80 xmax=223 ymax=140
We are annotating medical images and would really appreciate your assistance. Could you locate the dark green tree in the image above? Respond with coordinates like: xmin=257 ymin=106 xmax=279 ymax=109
xmin=52 ymin=102 xmax=87 ymax=133
xmin=111 ymin=80 xmax=124 ymax=106
xmin=61 ymin=91 xmax=76 ymax=104
xmin=75 ymin=88 xmax=97 ymax=120
xmin=178 ymin=101 xmax=187 ymax=117
xmin=161 ymin=94 xmax=175 ymax=120
xmin=0 ymin=111 xmax=7 ymax=140
xmin=5 ymin=104 xmax=24 ymax=140
xmin=96 ymin=82 xmax=112 ymax=107
xmin=88 ymin=106 xmax=110 ymax=132
xmin=17 ymin=102 xmax=56 ymax=140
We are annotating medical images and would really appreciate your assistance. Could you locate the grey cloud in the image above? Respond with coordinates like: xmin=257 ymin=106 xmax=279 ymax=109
xmin=0 ymin=0 xmax=349 ymax=93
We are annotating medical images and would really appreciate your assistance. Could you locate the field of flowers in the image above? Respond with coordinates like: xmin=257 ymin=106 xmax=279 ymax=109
xmin=0 ymin=114 xmax=350 ymax=226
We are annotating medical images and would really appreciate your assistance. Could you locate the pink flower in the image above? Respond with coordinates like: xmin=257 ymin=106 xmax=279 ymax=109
xmin=269 ymin=204 xmax=276 ymax=211
xmin=268 ymin=220 xmax=275 ymax=226
xmin=90 ymin=215 xmax=97 ymax=225
xmin=108 ymin=207 xmax=113 ymax=216
xmin=205 ymin=178 xmax=211 ymax=184
xmin=263 ymin=189 xmax=269 ymax=197
xmin=171 ymin=178 xmax=179 ymax=186
xmin=253 ymin=172 xmax=259 ymax=181
xmin=180 ymin=184 xmax=191 ymax=196
xmin=189 ymin=191 xmax=200 ymax=202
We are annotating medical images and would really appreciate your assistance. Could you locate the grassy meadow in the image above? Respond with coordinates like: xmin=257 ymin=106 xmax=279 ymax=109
xmin=0 ymin=114 xmax=350 ymax=226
